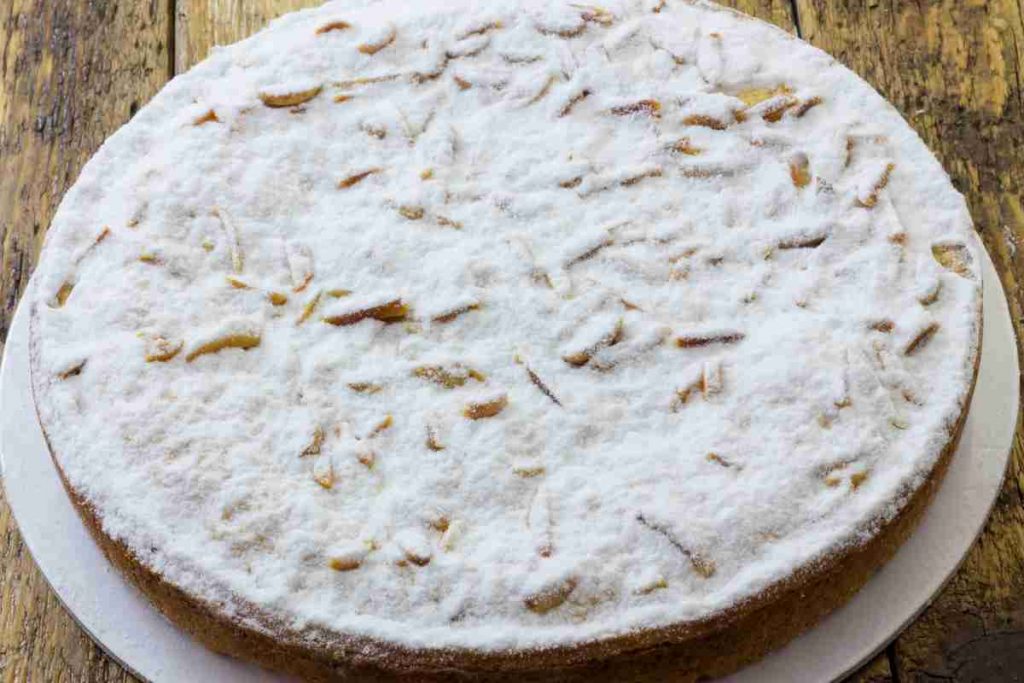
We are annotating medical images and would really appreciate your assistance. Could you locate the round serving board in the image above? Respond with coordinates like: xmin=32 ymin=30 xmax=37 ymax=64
xmin=1 ymin=236 xmax=1016 ymax=683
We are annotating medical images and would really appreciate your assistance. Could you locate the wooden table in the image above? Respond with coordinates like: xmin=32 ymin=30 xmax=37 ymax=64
xmin=0 ymin=1 xmax=1021 ymax=680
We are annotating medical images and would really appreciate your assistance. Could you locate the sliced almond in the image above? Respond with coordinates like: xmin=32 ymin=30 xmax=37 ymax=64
xmin=674 ymin=376 xmax=702 ymax=406
xmin=398 ymin=205 xmax=425 ymax=221
xmin=396 ymin=531 xmax=432 ymax=567
xmin=562 ymin=317 xmax=623 ymax=367
xmin=193 ymin=109 xmax=219 ymax=126
xmin=512 ymin=462 xmax=546 ymax=478
xmin=675 ymin=331 xmax=744 ymax=348
xmin=905 ymin=322 xmax=939 ymax=356
xmin=440 ymin=520 xmax=464 ymax=551
xmin=706 ymin=452 xmax=734 ymax=468
xmin=579 ymin=5 xmax=614 ymax=26
xmin=446 ymin=34 xmax=490 ymax=60
xmin=736 ymin=84 xmax=792 ymax=107
xmin=348 ymin=382 xmax=383 ymax=394
xmin=57 ymin=359 xmax=86 ymax=380
xmin=301 ymin=427 xmax=325 ymax=457
xmin=185 ymin=332 xmax=261 ymax=362
xmin=258 ymin=84 xmax=323 ymax=108
xmin=690 ymin=554 xmax=716 ymax=578
xmin=618 ymin=166 xmax=664 ymax=187
xmin=367 ymin=414 xmax=393 ymax=437
xmin=90 ymin=226 xmax=111 ymax=248
xmin=525 ymin=366 xmax=562 ymax=406
xmin=463 ymin=392 xmax=508 ymax=420
xmin=636 ymin=513 xmax=715 ymax=578
xmin=918 ymin=280 xmax=942 ymax=307
xmin=329 ymin=554 xmax=363 ymax=572
xmin=413 ymin=364 xmax=486 ymax=389
xmin=331 ymin=557 xmax=364 ymax=573
xmin=524 ymin=576 xmax=577 ymax=614
xmin=338 ymin=168 xmax=382 ymax=189
xmin=362 ymin=123 xmax=388 ymax=140
xmin=535 ymin=18 xmax=586 ymax=39
xmin=778 ymin=232 xmax=827 ymax=250
xmin=557 ymin=88 xmax=591 ymax=117
xmin=789 ymin=152 xmax=811 ymax=188
xmin=335 ymin=74 xmax=400 ymax=88
xmin=432 ymin=302 xmax=480 ymax=323
xmin=795 ymin=96 xmax=823 ymax=117
xmin=701 ymin=361 xmax=723 ymax=398
xmin=144 ymin=336 xmax=184 ymax=363
xmin=760 ymin=96 xmax=799 ymax=122
xmin=357 ymin=450 xmax=376 ymax=469
xmin=212 ymin=208 xmax=243 ymax=274
xmin=316 ymin=20 xmax=351 ymax=34
xmin=323 ymin=299 xmax=409 ymax=326
xmin=634 ymin=576 xmax=668 ymax=595
xmin=297 ymin=291 xmax=323 ymax=325
xmin=52 ymin=282 xmax=75 ymax=308
xmin=931 ymin=243 xmax=973 ymax=278
xmin=856 ymin=162 xmax=895 ymax=209
xmin=313 ymin=465 xmax=336 ymax=490
xmin=458 ymin=20 xmax=503 ymax=39
xmin=672 ymin=137 xmax=702 ymax=156
xmin=610 ymin=99 xmax=661 ymax=118
xmin=357 ymin=24 xmax=396 ymax=55
xmin=525 ymin=74 xmax=557 ymax=106
xmin=285 ymin=241 xmax=315 ymax=293
xmin=435 ymin=215 xmax=463 ymax=229
xmin=426 ymin=424 xmax=446 ymax=451
xmin=682 ymin=114 xmax=728 ymax=131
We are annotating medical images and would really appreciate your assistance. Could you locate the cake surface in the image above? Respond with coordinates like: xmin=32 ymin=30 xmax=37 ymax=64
xmin=30 ymin=0 xmax=982 ymax=676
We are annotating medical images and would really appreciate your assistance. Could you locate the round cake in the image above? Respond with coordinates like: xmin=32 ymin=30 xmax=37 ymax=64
xmin=29 ymin=0 xmax=982 ymax=679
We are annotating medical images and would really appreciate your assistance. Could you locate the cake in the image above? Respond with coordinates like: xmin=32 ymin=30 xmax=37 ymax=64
xmin=28 ymin=0 xmax=983 ymax=679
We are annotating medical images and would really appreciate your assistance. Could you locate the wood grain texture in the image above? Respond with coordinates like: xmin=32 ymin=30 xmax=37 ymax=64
xmin=794 ymin=1 xmax=1024 ymax=680
xmin=0 ymin=0 xmax=1020 ymax=681
xmin=175 ymin=0 xmax=324 ymax=72
xmin=0 ymin=1 xmax=170 ymax=680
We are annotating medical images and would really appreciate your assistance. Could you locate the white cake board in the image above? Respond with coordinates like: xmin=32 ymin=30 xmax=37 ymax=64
xmin=0 ymin=238 xmax=1016 ymax=683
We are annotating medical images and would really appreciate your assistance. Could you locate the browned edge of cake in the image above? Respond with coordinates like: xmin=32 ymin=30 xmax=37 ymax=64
xmin=28 ymin=300 xmax=983 ymax=682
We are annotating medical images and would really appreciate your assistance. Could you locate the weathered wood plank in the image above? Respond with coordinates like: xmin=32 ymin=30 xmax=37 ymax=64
xmin=0 ymin=0 xmax=170 ymax=679
xmin=796 ymin=0 xmax=1024 ymax=680
xmin=847 ymin=648 xmax=898 ymax=683
xmin=175 ymin=0 xmax=324 ymax=72
xmin=716 ymin=0 xmax=798 ymax=33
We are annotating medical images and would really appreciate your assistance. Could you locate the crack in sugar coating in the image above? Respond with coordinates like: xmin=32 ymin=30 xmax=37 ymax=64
xmin=31 ymin=0 xmax=980 ymax=652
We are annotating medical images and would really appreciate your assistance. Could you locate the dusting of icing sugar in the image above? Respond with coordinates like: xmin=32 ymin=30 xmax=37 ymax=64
xmin=30 ymin=0 xmax=981 ymax=653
